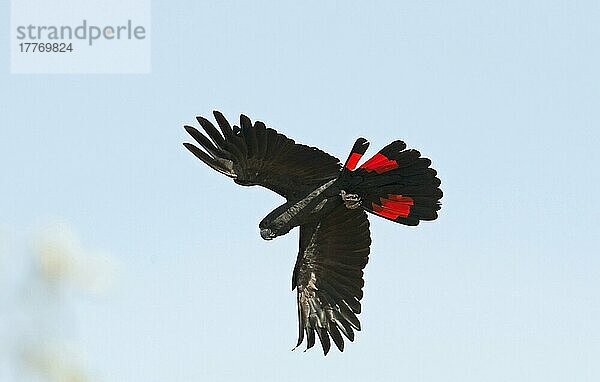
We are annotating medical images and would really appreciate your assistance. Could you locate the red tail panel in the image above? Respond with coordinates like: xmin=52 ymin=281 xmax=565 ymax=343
xmin=343 ymin=138 xmax=370 ymax=172
xmin=345 ymin=152 xmax=363 ymax=171
xmin=372 ymin=204 xmax=400 ymax=219
xmin=387 ymin=195 xmax=414 ymax=203
xmin=371 ymin=194 xmax=414 ymax=219
xmin=360 ymin=153 xmax=399 ymax=174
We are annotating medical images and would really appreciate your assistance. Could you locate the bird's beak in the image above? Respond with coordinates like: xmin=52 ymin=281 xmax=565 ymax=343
xmin=260 ymin=228 xmax=274 ymax=240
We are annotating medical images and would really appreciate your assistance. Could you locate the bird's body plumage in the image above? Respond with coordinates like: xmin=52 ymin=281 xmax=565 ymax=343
xmin=184 ymin=111 xmax=442 ymax=355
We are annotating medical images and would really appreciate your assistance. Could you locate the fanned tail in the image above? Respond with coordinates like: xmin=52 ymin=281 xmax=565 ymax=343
xmin=342 ymin=139 xmax=442 ymax=226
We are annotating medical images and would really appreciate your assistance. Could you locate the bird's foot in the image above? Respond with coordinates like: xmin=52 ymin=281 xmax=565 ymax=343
xmin=340 ymin=190 xmax=362 ymax=209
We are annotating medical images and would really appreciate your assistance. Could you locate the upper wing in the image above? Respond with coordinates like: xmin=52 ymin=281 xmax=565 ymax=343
xmin=183 ymin=111 xmax=342 ymax=200
xmin=292 ymin=204 xmax=371 ymax=355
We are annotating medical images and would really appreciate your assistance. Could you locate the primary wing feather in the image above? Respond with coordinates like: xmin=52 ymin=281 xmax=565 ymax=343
xmin=293 ymin=204 xmax=371 ymax=355
xmin=184 ymin=111 xmax=342 ymax=200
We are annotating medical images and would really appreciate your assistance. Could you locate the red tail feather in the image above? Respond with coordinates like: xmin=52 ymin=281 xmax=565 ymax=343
xmin=360 ymin=153 xmax=398 ymax=174
xmin=371 ymin=194 xmax=414 ymax=219
xmin=345 ymin=152 xmax=363 ymax=171
xmin=343 ymin=138 xmax=370 ymax=171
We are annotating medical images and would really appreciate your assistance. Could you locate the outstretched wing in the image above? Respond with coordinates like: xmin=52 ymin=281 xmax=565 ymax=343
xmin=292 ymin=204 xmax=371 ymax=355
xmin=183 ymin=111 xmax=342 ymax=200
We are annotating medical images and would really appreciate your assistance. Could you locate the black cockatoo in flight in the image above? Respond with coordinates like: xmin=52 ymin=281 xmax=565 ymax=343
xmin=183 ymin=111 xmax=442 ymax=355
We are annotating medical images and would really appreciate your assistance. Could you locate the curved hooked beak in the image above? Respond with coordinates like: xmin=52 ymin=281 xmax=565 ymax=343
xmin=260 ymin=228 xmax=276 ymax=241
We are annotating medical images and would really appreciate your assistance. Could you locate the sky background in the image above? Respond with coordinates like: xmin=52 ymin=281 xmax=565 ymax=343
xmin=1 ymin=1 xmax=599 ymax=381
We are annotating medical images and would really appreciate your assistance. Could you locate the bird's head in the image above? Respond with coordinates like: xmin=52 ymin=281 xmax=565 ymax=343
xmin=259 ymin=204 xmax=293 ymax=240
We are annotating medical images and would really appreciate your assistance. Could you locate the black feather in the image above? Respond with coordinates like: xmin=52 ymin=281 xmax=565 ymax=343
xmin=196 ymin=116 xmax=225 ymax=147
xmin=213 ymin=110 xmax=234 ymax=140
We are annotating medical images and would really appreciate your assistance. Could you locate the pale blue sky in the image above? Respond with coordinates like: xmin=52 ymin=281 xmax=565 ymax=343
xmin=1 ymin=1 xmax=599 ymax=381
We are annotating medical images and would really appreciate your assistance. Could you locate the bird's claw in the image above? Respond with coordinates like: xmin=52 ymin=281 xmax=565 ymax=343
xmin=340 ymin=190 xmax=362 ymax=209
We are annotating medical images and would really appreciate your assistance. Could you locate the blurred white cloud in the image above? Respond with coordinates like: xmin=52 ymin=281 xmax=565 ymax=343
xmin=21 ymin=342 xmax=91 ymax=382
xmin=0 ymin=222 xmax=117 ymax=382
xmin=34 ymin=223 xmax=117 ymax=294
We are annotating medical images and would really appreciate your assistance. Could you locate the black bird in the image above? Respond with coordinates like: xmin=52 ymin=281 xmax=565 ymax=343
xmin=183 ymin=111 xmax=442 ymax=355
